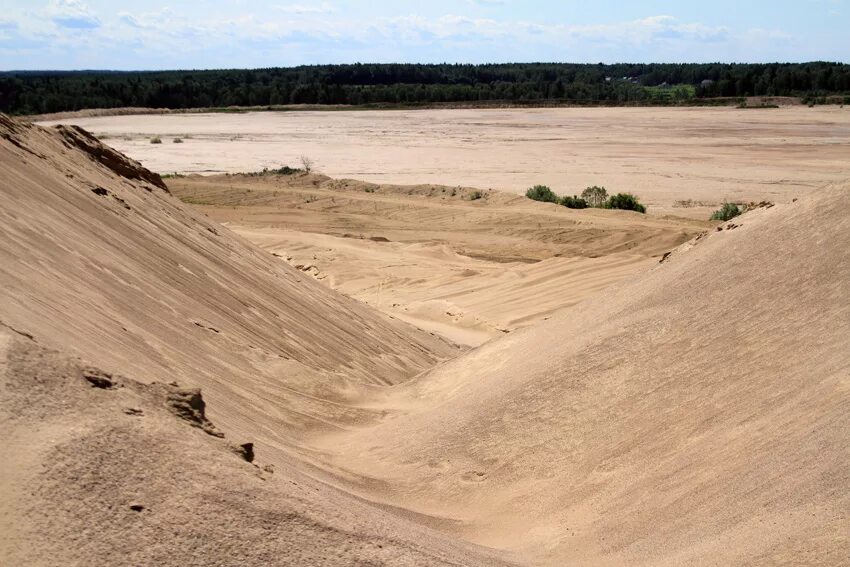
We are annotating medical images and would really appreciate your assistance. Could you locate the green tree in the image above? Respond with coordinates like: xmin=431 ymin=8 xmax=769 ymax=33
xmin=581 ymin=185 xmax=608 ymax=207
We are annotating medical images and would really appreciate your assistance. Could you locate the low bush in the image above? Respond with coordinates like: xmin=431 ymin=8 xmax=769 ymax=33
xmin=526 ymin=185 xmax=558 ymax=203
xmin=560 ymin=195 xmax=588 ymax=209
xmin=603 ymin=193 xmax=647 ymax=213
xmin=150 ymin=136 xmax=162 ymax=144
xmin=710 ymin=202 xmax=741 ymax=221
xmin=466 ymin=190 xmax=483 ymax=201
xmin=173 ymin=137 xmax=184 ymax=143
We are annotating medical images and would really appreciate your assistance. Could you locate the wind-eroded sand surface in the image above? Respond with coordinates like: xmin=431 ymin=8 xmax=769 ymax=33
xmin=39 ymin=106 xmax=850 ymax=215
xmin=4 ymin=113 xmax=849 ymax=566
xmin=170 ymin=174 xmax=706 ymax=345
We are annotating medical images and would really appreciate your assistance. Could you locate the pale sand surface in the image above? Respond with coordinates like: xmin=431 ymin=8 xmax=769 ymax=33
xmin=0 ymin=115 xmax=510 ymax=566
xmin=169 ymin=174 xmax=706 ymax=345
xmin=319 ymin=185 xmax=850 ymax=564
xmin=39 ymin=106 xmax=850 ymax=215
xmin=3 ymin=115 xmax=849 ymax=566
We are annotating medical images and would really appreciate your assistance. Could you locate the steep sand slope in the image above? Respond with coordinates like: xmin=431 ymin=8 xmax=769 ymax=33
xmin=0 ymin=330 xmax=511 ymax=566
xmin=0 ymin=114 xmax=459 ymax=449
xmin=324 ymin=186 xmax=850 ymax=565
xmin=0 ymin=115 xmax=513 ymax=563
xmin=171 ymin=174 xmax=705 ymax=345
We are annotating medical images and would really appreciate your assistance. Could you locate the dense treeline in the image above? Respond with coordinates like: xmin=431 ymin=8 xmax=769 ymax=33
xmin=1 ymin=62 xmax=849 ymax=115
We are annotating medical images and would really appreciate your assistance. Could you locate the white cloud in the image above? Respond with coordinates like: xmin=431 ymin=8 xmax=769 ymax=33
xmin=3 ymin=6 xmax=815 ymax=69
xmin=45 ymin=0 xmax=100 ymax=29
xmin=274 ymin=3 xmax=335 ymax=15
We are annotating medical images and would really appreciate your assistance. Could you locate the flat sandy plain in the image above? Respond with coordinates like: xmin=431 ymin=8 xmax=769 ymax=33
xmin=39 ymin=106 xmax=850 ymax=215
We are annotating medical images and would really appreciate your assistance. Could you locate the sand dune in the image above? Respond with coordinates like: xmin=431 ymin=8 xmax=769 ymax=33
xmin=0 ymin=331 xmax=512 ymax=567
xmin=170 ymin=174 xmax=706 ymax=345
xmin=320 ymin=185 xmax=850 ymax=564
xmin=3 ymin=113 xmax=848 ymax=566
xmin=0 ymin=114 xmax=506 ymax=564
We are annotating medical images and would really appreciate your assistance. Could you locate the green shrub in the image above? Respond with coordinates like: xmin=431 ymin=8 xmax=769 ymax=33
xmin=150 ymin=136 xmax=162 ymax=144
xmin=560 ymin=195 xmax=588 ymax=209
xmin=581 ymin=185 xmax=608 ymax=207
xmin=466 ymin=190 xmax=483 ymax=201
xmin=604 ymin=193 xmax=647 ymax=213
xmin=173 ymin=137 xmax=184 ymax=143
xmin=271 ymin=166 xmax=299 ymax=175
xmin=526 ymin=185 xmax=558 ymax=203
xmin=710 ymin=202 xmax=741 ymax=221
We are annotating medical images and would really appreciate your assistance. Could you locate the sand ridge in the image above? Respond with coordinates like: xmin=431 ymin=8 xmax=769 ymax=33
xmin=319 ymin=185 xmax=850 ymax=564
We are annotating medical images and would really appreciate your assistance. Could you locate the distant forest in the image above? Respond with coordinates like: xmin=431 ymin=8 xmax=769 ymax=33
xmin=2 ymin=62 xmax=849 ymax=115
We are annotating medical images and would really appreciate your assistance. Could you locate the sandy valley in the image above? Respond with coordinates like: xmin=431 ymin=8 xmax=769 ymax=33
xmin=2 ymin=107 xmax=848 ymax=566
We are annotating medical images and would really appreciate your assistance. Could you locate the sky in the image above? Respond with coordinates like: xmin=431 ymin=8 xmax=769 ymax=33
xmin=0 ymin=0 xmax=848 ymax=70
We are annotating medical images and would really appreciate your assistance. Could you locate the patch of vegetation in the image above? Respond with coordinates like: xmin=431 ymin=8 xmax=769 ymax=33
xmin=526 ymin=185 xmax=559 ymax=203
xmin=710 ymin=202 xmax=742 ymax=221
xmin=465 ymin=190 xmax=484 ymax=201
xmin=603 ymin=193 xmax=647 ymax=213
xmin=560 ymin=195 xmax=588 ymax=209
xmin=581 ymin=186 xmax=608 ymax=208
xmin=364 ymin=186 xmax=376 ymax=193
xmin=180 ymin=196 xmax=213 ymax=205
xmin=173 ymin=137 xmax=184 ymax=143
xmin=150 ymin=136 xmax=162 ymax=144
xmin=161 ymin=172 xmax=185 ymax=179
xmin=228 ymin=165 xmax=302 ymax=177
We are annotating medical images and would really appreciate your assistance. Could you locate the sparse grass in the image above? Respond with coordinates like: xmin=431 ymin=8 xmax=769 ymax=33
xmin=674 ymin=199 xmax=721 ymax=208
xmin=180 ymin=196 xmax=214 ymax=205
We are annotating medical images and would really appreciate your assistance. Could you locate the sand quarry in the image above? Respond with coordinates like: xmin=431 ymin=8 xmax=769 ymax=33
xmin=1 ymin=108 xmax=849 ymax=565
xmin=39 ymin=106 xmax=850 ymax=216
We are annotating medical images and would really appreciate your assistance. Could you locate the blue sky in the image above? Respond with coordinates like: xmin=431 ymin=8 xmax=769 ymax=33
xmin=0 ymin=0 xmax=847 ymax=70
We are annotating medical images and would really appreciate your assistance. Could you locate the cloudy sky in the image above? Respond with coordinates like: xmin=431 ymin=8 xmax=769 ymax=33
xmin=0 ymin=0 xmax=847 ymax=70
